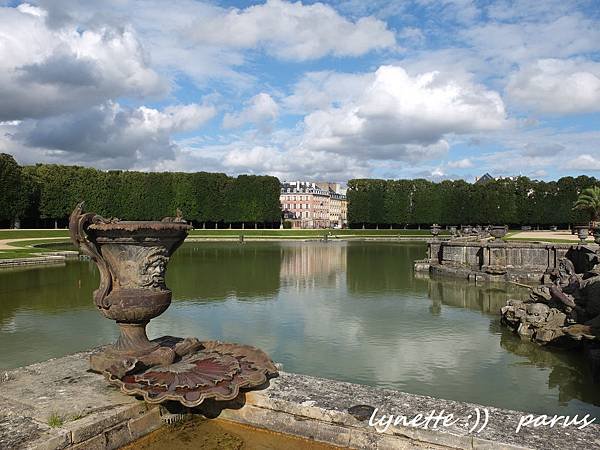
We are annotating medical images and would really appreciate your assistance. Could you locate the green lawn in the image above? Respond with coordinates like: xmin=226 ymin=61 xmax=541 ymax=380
xmin=5 ymin=231 xmax=584 ymax=258
xmin=0 ymin=228 xmax=443 ymax=260
xmin=187 ymin=228 xmax=444 ymax=237
xmin=0 ymin=230 xmax=70 ymax=240
xmin=0 ymin=247 xmax=51 ymax=259
xmin=1 ymin=228 xmax=445 ymax=240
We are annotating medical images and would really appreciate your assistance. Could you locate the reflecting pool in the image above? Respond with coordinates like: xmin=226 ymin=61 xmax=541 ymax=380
xmin=1 ymin=241 xmax=598 ymax=418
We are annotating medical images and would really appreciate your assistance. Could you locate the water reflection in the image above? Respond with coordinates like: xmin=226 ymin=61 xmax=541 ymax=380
xmin=0 ymin=241 xmax=598 ymax=418
xmin=427 ymin=277 xmax=523 ymax=315
xmin=280 ymin=241 xmax=346 ymax=290
xmin=168 ymin=244 xmax=281 ymax=301
xmin=499 ymin=328 xmax=600 ymax=410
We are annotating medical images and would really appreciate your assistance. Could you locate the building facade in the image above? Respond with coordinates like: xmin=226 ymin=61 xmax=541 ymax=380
xmin=280 ymin=181 xmax=347 ymax=229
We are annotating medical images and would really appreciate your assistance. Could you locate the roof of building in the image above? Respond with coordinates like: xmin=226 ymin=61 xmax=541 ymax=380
xmin=475 ymin=173 xmax=494 ymax=184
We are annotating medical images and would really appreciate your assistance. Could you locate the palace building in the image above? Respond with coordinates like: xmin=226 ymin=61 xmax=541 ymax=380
xmin=280 ymin=181 xmax=347 ymax=229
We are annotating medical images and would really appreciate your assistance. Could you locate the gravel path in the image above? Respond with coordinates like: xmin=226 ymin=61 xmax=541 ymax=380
xmin=0 ymin=236 xmax=69 ymax=250
xmin=509 ymin=230 xmax=589 ymax=242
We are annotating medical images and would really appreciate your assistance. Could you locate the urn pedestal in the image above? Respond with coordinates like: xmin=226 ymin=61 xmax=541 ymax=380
xmin=575 ymin=226 xmax=589 ymax=244
xmin=69 ymin=203 xmax=277 ymax=407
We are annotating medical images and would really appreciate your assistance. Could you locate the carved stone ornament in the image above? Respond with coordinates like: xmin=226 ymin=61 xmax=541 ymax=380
xmin=69 ymin=203 xmax=277 ymax=407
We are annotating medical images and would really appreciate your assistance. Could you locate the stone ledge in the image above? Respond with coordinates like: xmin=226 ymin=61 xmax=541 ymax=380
xmin=218 ymin=372 xmax=598 ymax=450
xmin=2 ymin=349 xmax=599 ymax=450
xmin=0 ymin=255 xmax=66 ymax=268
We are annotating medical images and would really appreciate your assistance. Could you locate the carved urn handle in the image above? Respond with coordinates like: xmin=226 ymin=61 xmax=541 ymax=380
xmin=69 ymin=202 xmax=113 ymax=309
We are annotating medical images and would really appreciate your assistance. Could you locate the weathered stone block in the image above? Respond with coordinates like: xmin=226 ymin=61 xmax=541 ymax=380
xmin=104 ymin=421 xmax=133 ymax=450
xmin=30 ymin=430 xmax=71 ymax=450
xmin=70 ymin=432 xmax=106 ymax=450
xmin=127 ymin=407 xmax=162 ymax=439
xmin=66 ymin=403 xmax=145 ymax=443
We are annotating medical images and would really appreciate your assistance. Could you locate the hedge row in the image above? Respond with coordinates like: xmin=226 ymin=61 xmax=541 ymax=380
xmin=0 ymin=153 xmax=281 ymax=227
xmin=347 ymin=177 xmax=598 ymax=227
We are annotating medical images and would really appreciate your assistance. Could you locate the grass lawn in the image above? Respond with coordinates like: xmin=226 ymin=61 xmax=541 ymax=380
xmin=0 ymin=229 xmax=70 ymax=240
xmin=1 ymin=228 xmax=446 ymax=240
xmin=188 ymin=228 xmax=445 ymax=237
xmin=0 ymin=247 xmax=51 ymax=259
xmin=0 ymin=228 xmax=444 ymax=260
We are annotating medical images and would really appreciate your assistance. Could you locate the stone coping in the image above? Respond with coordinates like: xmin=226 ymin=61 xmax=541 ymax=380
xmin=1 ymin=349 xmax=599 ymax=449
xmin=441 ymin=240 xmax=585 ymax=249
xmin=0 ymin=255 xmax=66 ymax=268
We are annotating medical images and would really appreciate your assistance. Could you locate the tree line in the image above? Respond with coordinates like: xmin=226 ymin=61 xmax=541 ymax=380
xmin=3 ymin=151 xmax=598 ymax=230
xmin=0 ymin=153 xmax=281 ymax=228
xmin=347 ymin=177 xmax=599 ymax=228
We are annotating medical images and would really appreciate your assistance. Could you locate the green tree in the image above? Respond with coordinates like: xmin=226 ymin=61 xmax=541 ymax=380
xmin=0 ymin=153 xmax=27 ymax=226
xmin=384 ymin=180 xmax=411 ymax=225
xmin=573 ymin=186 xmax=600 ymax=222
xmin=367 ymin=179 xmax=387 ymax=226
xmin=410 ymin=179 xmax=441 ymax=225
xmin=347 ymin=179 xmax=371 ymax=227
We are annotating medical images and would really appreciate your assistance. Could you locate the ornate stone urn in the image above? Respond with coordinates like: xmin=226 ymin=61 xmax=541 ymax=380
xmin=69 ymin=203 xmax=277 ymax=407
xmin=489 ymin=225 xmax=508 ymax=240
xmin=575 ymin=225 xmax=589 ymax=244
xmin=430 ymin=223 xmax=440 ymax=237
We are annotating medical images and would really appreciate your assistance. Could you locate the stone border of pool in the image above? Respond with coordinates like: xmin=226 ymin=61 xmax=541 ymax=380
xmin=0 ymin=237 xmax=432 ymax=268
xmin=0 ymin=252 xmax=79 ymax=268
xmin=2 ymin=349 xmax=598 ymax=450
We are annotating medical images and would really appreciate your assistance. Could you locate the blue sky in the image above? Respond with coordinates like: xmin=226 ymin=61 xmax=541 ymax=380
xmin=0 ymin=0 xmax=599 ymax=182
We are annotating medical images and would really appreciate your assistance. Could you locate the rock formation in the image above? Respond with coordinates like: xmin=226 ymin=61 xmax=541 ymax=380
xmin=501 ymin=257 xmax=600 ymax=344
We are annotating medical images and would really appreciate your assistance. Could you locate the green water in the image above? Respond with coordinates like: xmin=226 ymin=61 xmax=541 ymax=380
xmin=1 ymin=241 xmax=599 ymax=418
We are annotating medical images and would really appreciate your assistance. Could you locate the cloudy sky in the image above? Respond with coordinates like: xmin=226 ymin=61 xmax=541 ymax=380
xmin=1 ymin=0 xmax=599 ymax=182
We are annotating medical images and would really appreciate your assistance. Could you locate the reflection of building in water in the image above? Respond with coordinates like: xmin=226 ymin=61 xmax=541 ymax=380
xmin=280 ymin=243 xmax=347 ymax=290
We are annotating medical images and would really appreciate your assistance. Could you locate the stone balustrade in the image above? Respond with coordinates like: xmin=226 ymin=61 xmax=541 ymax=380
xmin=415 ymin=240 xmax=597 ymax=283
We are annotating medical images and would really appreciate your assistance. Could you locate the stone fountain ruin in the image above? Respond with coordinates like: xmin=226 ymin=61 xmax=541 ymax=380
xmin=500 ymin=249 xmax=600 ymax=381
xmin=69 ymin=203 xmax=277 ymax=407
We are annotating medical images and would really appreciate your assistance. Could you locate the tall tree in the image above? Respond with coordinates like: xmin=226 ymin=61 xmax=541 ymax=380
xmin=347 ymin=179 xmax=371 ymax=226
xmin=0 ymin=153 xmax=26 ymax=226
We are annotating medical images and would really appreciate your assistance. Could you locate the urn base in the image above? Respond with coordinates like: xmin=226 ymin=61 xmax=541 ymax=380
xmin=96 ymin=336 xmax=278 ymax=407
xmin=90 ymin=322 xmax=176 ymax=376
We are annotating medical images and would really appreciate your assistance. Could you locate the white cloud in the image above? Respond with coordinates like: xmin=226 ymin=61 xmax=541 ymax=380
xmin=0 ymin=4 xmax=165 ymax=121
xmin=156 ymin=142 xmax=369 ymax=181
xmin=223 ymin=93 xmax=279 ymax=130
xmin=6 ymin=102 xmax=215 ymax=168
xmin=447 ymin=158 xmax=473 ymax=168
xmin=507 ymin=58 xmax=600 ymax=114
xmin=521 ymin=142 xmax=564 ymax=157
xmin=188 ymin=0 xmax=396 ymax=61
xmin=470 ymin=128 xmax=600 ymax=178
xmin=283 ymin=71 xmax=373 ymax=113
xmin=565 ymin=154 xmax=600 ymax=171
xmin=300 ymin=65 xmax=506 ymax=161
xmin=463 ymin=13 xmax=600 ymax=66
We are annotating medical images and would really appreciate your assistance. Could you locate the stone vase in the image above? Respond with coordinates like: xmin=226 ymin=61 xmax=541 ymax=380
xmin=489 ymin=225 xmax=508 ymax=240
xmin=575 ymin=226 xmax=589 ymax=244
xmin=69 ymin=203 xmax=192 ymax=373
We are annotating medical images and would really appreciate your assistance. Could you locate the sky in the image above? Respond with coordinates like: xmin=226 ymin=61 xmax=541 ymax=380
xmin=0 ymin=0 xmax=599 ymax=182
